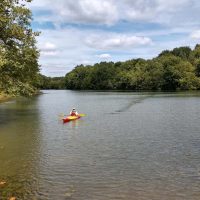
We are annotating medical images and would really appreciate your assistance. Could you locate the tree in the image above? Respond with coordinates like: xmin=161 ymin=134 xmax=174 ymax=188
xmin=0 ymin=0 xmax=40 ymax=96
xmin=89 ymin=62 xmax=116 ymax=89
xmin=172 ymin=47 xmax=192 ymax=60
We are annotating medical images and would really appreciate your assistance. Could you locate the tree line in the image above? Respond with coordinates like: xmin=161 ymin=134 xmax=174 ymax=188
xmin=65 ymin=45 xmax=200 ymax=91
xmin=36 ymin=75 xmax=65 ymax=89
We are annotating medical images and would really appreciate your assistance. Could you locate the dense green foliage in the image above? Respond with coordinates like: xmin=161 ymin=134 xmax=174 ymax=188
xmin=65 ymin=45 xmax=200 ymax=90
xmin=36 ymin=75 xmax=65 ymax=89
xmin=0 ymin=0 xmax=40 ymax=96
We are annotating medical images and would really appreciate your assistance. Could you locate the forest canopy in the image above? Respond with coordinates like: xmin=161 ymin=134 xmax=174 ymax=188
xmin=65 ymin=44 xmax=200 ymax=91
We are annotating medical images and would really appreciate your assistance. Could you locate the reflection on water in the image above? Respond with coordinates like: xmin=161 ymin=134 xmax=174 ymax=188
xmin=0 ymin=97 xmax=41 ymax=199
xmin=1 ymin=91 xmax=200 ymax=200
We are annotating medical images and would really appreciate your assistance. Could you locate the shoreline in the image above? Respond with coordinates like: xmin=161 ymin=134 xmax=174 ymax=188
xmin=0 ymin=93 xmax=12 ymax=103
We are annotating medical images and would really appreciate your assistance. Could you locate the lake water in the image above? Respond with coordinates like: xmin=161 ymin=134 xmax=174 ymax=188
xmin=1 ymin=90 xmax=200 ymax=200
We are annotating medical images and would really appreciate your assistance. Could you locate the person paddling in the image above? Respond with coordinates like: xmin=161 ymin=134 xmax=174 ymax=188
xmin=70 ymin=108 xmax=79 ymax=116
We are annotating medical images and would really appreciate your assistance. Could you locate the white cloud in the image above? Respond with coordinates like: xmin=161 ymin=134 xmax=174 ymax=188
xmin=42 ymin=42 xmax=56 ymax=51
xmin=97 ymin=53 xmax=112 ymax=59
xmin=30 ymin=0 xmax=199 ymax=26
xmin=190 ymin=30 xmax=200 ymax=40
xmin=39 ymin=42 xmax=58 ymax=57
xmin=31 ymin=0 xmax=118 ymax=25
xmin=41 ymin=51 xmax=58 ymax=56
xmin=86 ymin=34 xmax=152 ymax=49
xmin=118 ymin=0 xmax=192 ymax=23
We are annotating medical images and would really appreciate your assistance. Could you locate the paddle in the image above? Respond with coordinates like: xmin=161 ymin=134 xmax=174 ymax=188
xmin=59 ymin=113 xmax=86 ymax=119
xmin=79 ymin=114 xmax=86 ymax=117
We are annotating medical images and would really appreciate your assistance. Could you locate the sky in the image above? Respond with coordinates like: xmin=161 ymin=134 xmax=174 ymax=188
xmin=29 ymin=0 xmax=200 ymax=77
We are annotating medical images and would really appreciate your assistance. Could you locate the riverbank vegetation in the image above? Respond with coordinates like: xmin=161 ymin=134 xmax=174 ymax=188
xmin=36 ymin=75 xmax=65 ymax=90
xmin=0 ymin=0 xmax=40 ymax=96
xmin=65 ymin=45 xmax=200 ymax=91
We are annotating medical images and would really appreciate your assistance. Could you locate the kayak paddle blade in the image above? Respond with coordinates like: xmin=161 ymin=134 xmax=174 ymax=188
xmin=79 ymin=114 xmax=86 ymax=117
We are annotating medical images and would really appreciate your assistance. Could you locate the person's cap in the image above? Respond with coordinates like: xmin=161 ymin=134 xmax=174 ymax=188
xmin=72 ymin=108 xmax=76 ymax=110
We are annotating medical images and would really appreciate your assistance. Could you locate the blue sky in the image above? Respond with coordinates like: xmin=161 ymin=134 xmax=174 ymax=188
xmin=29 ymin=0 xmax=200 ymax=77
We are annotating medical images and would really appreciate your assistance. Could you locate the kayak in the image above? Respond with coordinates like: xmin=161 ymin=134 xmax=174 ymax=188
xmin=62 ymin=115 xmax=81 ymax=123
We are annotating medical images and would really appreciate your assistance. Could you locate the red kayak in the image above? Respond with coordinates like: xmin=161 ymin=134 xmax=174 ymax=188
xmin=62 ymin=115 xmax=81 ymax=123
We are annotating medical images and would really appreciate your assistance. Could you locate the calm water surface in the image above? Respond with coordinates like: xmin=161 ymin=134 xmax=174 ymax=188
xmin=0 ymin=90 xmax=200 ymax=200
